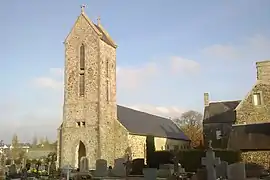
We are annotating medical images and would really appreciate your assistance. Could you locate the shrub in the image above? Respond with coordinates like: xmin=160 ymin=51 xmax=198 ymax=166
xmin=152 ymin=149 xmax=241 ymax=172
xmin=178 ymin=149 xmax=241 ymax=172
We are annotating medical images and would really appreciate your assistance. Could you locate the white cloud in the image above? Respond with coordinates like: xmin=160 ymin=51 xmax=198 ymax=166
xmin=117 ymin=62 xmax=158 ymax=89
xmin=201 ymin=44 xmax=241 ymax=60
xmin=33 ymin=68 xmax=63 ymax=89
xmin=170 ymin=57 xmax=200 ymax=74
xmin=126 ymin=104 xmax=186 ymax=118
xmin=201 ymin=34 xmax=270 ymax=61
xmin=117 ymin=56 xmax=200 ymax=89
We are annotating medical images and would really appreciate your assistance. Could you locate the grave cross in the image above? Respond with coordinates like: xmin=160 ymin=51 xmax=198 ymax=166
xmin=201 ymin=141 xmax=221 ymax=180
xmin=66 ymin=164 xmax=73 ymax=180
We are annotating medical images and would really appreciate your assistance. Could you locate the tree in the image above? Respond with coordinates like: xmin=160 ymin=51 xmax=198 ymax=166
xmin=44 ymin=136 xmax=50 ymax=146
xmin=173 ymin=110 xmax=203 ymax=148
xmin=32 ymin=135 xmax=38 ymax=146
xmin=11 ymin=134 xmax=20 ymax=159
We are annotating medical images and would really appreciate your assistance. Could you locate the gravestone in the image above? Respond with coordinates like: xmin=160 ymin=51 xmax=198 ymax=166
xmin=9 ymin=164 xmax=17 ymax=175
xmin=94 ymin=159 xmax=107 ymax=177
xmin=80 ymin=156 xmax=89 ymax=173
xmin=158 ymin=164 xmax=173 ymax=178
xmin=216 ymin=161 xmax=228 ymax=179
xmin=62 ymin=164 xmax=73 ymax=180
xmin=227 ymin=162 xmax=246 ymax=180
xmin=201 ymin=140 xmax=221 ymax=180
xmin=112 ymin=158 xmax=126 ymax=177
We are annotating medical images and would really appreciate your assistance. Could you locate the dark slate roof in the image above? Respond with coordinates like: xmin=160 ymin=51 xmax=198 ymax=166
xmin=203 ymin=100 xmax=241 ymax=124
xmin=94 ymin=24 xmax=116 ymax=48
xmin=117 ymin=105 xmax=190 ymax=141
xmin=228 ymin=123 xmax=270 ymax=150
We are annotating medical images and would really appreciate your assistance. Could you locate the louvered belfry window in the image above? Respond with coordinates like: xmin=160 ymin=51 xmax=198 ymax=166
xmin=80 ymin=44 xmax=85 ymax=70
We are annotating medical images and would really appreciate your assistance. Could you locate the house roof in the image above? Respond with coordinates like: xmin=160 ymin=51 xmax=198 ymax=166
xmin=203 ymin=100 xmax=241 ymax=124
xmin=228 ymin=123 xmax=270 ymax=150
xmin=117 ymin=105 xmax=190 ymax=141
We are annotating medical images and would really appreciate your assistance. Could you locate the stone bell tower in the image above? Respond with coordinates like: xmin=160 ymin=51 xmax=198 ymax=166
xmin=57 ymin=5 xmax=118 ymax=169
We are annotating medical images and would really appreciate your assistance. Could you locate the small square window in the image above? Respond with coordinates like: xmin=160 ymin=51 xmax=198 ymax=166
xmin=76 ymin=122 xmax=80 ymax=127
xmin=253 ymin=92 xmax=262 ymax=106
xmin=82 ymin=121 xmax=85 ymax=127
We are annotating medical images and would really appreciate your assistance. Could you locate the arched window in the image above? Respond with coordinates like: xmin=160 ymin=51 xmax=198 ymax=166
xmin=80 ymin=44 xmax=85 ymax=70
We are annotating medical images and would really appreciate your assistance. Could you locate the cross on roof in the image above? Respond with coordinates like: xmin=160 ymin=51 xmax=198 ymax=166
xmin=81 ymin=4 xmax=86 ymax=13
xmin=97 ymin=16 xmax=101 ymax=25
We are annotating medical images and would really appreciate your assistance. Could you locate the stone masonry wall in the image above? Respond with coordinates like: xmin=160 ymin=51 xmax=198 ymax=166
xmin=114 ymin=121 xmax=129 ymax=160
xmin=241 ymin=151 xmax=270 ymax=169
xmin=60 ymin=13 xmax=119 ymax=168
xmin=98 ymin=39 xmax=117 ymax=166
xmin=154 ymin=137 xmax=190 ymax=151
xmin=128 ymin=135 xmax=190 ymax=160
xmin=236 ymin=82 xmax=270 ymax=124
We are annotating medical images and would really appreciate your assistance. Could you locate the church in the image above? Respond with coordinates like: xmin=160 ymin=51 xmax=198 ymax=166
xmin=56 ymin=6 xmax=190 ymax=169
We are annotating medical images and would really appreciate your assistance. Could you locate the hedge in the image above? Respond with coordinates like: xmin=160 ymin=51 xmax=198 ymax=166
xmin=153 ymin=149 xmax=241 ymax=172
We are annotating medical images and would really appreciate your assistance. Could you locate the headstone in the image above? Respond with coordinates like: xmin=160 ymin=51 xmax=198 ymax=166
xmin=9 ymin=164 xmax=16 ymax=175
xmin=94 ymin=159 xmax=107 ymax=177
xmin=62 ymin=164 xmax=73 ymax=180
xmin=227 ymin=162 xmax=246 ymax=180
xmin=80 ymin=156 xmax=89 ymax=173
xmin=158 ymin=164 xmax=173 ymax=178
xmin=124 ymin=154 xmax=132 ymax=177
xmin=201 ymin=140 xmax=221 ymax=180
xmin=112 ymin=158 xmax=126 ymax=177
xmin=216 ymin=161 xmax=228 ymax=179
xmin=143 ymin=168 xmax=158 ymax=180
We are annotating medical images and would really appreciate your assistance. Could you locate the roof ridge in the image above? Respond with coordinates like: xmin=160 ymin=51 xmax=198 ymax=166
xmin=117 ymin=105 xmax=171 ymax=120
xmin=210 ymin=100 xmax=241 ymax=104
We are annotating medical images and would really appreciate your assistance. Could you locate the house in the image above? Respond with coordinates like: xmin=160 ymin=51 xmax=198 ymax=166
xmin=203 ymin=60 xmax=270 ymax=168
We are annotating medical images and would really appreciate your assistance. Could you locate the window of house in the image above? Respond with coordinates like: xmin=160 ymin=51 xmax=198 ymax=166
xmin=76 ymin=122 xmax=80 ymax=127
xmin=80 ymin=44 xmax=85 ymax=70
xmin=253 ymin=92 xmax=262 ymax=106
xmin=79 ymin=73 xmax=85 ymax=96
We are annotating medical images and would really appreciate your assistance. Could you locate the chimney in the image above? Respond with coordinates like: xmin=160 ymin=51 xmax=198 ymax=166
xmin=204 ymin=92 xmax=209 ymax=107
xmin=256 ymin=60 xmax=270 ymax=81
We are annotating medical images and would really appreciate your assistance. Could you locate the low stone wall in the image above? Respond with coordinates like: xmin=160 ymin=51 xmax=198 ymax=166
xmin=241 ymin=151 xmax=270 ymax=169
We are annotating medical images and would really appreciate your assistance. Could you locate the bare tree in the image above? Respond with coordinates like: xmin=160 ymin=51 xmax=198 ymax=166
xmin=173 ymin=110 xmax=203 ymax=148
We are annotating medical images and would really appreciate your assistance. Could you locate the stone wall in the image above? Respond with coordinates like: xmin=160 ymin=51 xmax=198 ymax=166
xmin=128 ymin=134 xmax=190 ymax=159
xmin=154 ymin=137 xmax=190 ymax=151
xmin=98 ymin=31 xmax=117 ymax=166
xmin=128 ymin=135 xmax=146 ymax=159
xmin=236 ymin=82 xmax=270 ymax=124
xmin=241 ymin=151 xmax=270 ymax=169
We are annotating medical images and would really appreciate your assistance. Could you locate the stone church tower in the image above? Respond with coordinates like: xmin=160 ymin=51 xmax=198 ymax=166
xmin=57 ymin=6 xmax=118 ymax=169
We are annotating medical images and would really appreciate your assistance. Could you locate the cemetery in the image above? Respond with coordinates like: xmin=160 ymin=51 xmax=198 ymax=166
xmin=1 ymin=138 xmax=270 ymax=180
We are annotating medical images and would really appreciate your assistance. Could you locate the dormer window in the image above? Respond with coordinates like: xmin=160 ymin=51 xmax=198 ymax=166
xmin=253 ymin=92 xmax=263 ymax=106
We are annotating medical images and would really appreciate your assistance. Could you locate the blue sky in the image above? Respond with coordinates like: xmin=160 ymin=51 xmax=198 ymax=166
xmin=1 ymin=0 xmax=270 ymax=142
